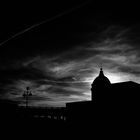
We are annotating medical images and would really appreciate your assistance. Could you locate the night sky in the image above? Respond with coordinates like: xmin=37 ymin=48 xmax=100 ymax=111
xmin=0 ymin=0 xmax=140 ymax=107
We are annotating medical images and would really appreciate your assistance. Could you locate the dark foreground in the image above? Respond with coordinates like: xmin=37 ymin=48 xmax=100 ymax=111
xmin=0 ymin=97 xmax=139 ymax=139
xmin=0 ymin=108 xmax=139 ymax=139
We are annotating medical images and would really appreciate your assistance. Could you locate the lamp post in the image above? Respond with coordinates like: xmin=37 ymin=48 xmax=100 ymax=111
xmin=23 ymin=86 xmax=32 ymax=109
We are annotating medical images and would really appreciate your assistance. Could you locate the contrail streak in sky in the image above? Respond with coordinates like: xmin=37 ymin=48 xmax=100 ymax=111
xmin=0 ymin=0 xmax=91 ymax=47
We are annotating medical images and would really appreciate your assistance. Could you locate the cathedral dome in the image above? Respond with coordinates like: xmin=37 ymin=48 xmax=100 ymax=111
xmin=92 ymin=68 xmax=111 ymax=87
xmin=91 ymin=67 xmax=111 ymax=102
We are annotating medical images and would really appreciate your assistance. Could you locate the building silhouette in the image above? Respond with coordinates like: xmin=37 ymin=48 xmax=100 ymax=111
xmin=1 ymin=67 xmax=140 ymax=134
xmin=91 ymin=67 xmax=111 ymax=102
xmin=66 ymin=67 xmax=140 ymax=131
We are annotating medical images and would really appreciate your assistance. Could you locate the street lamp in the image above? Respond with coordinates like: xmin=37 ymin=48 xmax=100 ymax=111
xmin=23 ymin=86 xmax=32 ymax=109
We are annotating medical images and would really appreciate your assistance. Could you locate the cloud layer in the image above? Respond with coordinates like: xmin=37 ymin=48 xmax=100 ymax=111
xmin=1 ymin=26 xmax=140 ymax=107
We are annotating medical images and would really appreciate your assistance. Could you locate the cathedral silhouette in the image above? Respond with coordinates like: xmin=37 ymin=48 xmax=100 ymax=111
xmin=66 ymin=67 xmax=140 ymax=129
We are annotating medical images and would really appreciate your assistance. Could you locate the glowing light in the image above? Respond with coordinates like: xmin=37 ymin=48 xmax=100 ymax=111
xmin=84 ymin=71 xmax=126 ymax=84
xmin=106 ymin=73 xmax=122 ymax=83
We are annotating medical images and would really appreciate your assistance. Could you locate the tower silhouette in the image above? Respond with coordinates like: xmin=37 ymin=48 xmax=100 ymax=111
xmin=91 ymin=67 xmax=111 ymax=102
xmin=23 ymin=86 xmax=32 ymax=109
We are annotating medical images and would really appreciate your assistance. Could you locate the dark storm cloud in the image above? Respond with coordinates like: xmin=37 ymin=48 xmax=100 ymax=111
xmin=1 ymin=0 xmax=140 ymax=108
xmin=1 ymin=25 xmax=140 ymax=107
